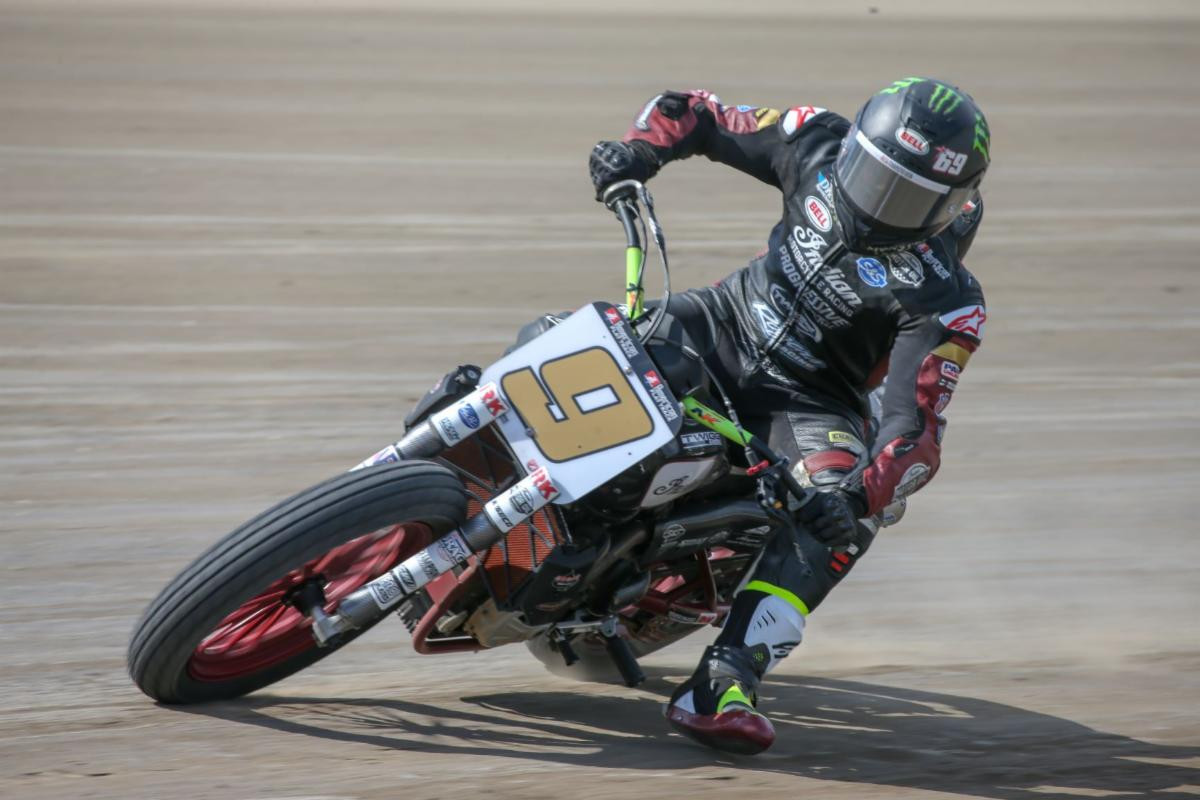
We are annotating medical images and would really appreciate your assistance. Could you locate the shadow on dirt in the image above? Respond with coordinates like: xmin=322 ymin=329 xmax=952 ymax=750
xmin=181 ymin=669 xmax=1200 ymax=800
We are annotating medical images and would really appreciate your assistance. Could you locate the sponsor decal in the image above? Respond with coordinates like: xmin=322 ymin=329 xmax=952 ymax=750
xmin=939 ymin=304 xmax=987 ymax=338
xmin=940 ymin=361 xmax=961 ymax=381
xmin=356 ymin=445 xmax=400 ymax=469
xmin=436 ymin=533 xmax=471 ymax=565
xmin=934 ymin=392 xmax=951 ymax=414
xmin=893 ymin=462 xmax=931 ymax=500
xmin=895 ymin=127 xmax=930 ymax=155
xmin=652 ymin=475 xmax=693 ymax=496
xmin=394 ymin=564 xmax=419 ymax=594
xmin=754 ymin=107 xmax=782 ymax=130
xmin=932 ymin=145 xmax=968 ymax=176
xmin=552 ymin=571 xmax=582 ymax=592
xmin=368 ymin=573 xmax=403 ymax=608
xmin=604 ymin=307 xmax=622 ymax=326
xmin=457 ymin=404 xmax=480 ymax=429
xmin=815 ymin=171 xmax=834 ymax=204
xmin=608 ymin=316 xmax=640 ymax=358
xmin=782 ymin=105 xmax=826 ymax=135
xmin=804 ymin=195 xmax=832 ymax=232
xmin=488 ymin=500 xmax=516 ymax=530
xmin=778 ymin=338 xmax=826 ymax=371
xmin=897 ymin=127 xmax=931 ymax=155
xmin=680 ymin=430 xmax=723 ymax=451
xmin=509 ymin=487 xmax=536 ymax=515
xmin=647 ymin=381 xmax=680 ymax=422
xmin=417 ymin=551 xmax=440 ymax=580
xmin=661 ymin=523 xmax=687 ymax=543
xmin=480 ymin=384 xmax=506 ymax=416
xmin=438 ymin=416 xmax=461 ymax=443
xmin=531 ymin=467 xmax=558 ymax=500
xmin=752 ymin=301 xmax=782 ymax=339
xmin=856 ymin=257 xmax=888 ymax=288
xmin=644 ymin=369 xmax=662 ymax=389
xmin=828 ymin=430 xmax=858 ymax=446
xmin=915 ymin=242 xmax=951 ymax=280
xmin=889 ymin=251 xmax=925 ymax=287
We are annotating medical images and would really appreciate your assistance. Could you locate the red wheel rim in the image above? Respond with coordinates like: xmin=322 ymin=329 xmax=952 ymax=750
xmin=186 ymin=522 xmax=432 ymax=682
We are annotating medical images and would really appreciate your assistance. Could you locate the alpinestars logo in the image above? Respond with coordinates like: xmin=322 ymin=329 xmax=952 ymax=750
xmin=939 ymin=305 xmax=987 ymax=339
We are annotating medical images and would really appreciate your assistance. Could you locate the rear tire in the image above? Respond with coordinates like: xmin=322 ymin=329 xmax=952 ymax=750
xmin=128 ymin=461 xmax=467 ymax=704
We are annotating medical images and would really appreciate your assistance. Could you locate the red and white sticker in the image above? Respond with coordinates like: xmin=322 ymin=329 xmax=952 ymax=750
xmin=940 ymin=361 xmax=961 ymax=381
xmin=782 ymin=105 xmax=826 ymax=136
xmin=644 ymin=369 xmax=662 ymax=389
xmin=804 ymin=195 xmax=833 ymax=232
xmin=932 ymin=146 xmax=967 ymax=175
xmin=484 ymin=467 xmax=559 ymax=532
xmin=938 ymin=305 xmax=987 ymax=339
xmin=604 ymin=307 xmax=622 ymax=326
xmin=895 ymin=127 xmax=930 ymax=155
xmin=430 ymin=381 xmax=506 ymax=446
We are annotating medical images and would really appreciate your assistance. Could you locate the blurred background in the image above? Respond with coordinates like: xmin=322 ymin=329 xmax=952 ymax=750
xmin=1 ymin=1 xmax=1198 ymax=798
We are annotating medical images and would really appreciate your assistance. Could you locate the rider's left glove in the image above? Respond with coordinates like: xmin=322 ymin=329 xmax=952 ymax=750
xmin=589 ymin=140 xmax=654 ymax=201
xmin=797 ymin=489 xmax=867 ymax=548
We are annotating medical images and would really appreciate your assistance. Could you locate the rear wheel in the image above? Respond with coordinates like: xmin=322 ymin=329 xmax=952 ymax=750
xmin=128 ymin=461 xmax=467 ymax=704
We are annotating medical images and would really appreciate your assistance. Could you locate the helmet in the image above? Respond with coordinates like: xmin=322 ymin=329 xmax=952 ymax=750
xmin=832 ymin=77 xmax=990 ymax=252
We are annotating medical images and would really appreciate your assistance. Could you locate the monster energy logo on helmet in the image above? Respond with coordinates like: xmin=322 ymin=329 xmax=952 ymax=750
xmin=973 ymin=112 xmax=991 ymax=160
xmin=879 ymin=76 xmax=926 ymax=95
xmin=928 ymin=83 xmax=964 ymax=114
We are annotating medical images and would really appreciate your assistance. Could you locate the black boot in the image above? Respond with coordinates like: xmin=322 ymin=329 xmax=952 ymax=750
xmin=664 ymin=644 xmax=775 ymax=755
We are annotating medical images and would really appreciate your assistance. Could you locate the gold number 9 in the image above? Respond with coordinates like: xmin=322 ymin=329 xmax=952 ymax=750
xmin=501 ymin=347 xmax=654 ymax=462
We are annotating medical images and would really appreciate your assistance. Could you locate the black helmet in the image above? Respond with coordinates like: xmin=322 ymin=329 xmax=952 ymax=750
xmin=832 ymin=77 xmax=990 ymax=252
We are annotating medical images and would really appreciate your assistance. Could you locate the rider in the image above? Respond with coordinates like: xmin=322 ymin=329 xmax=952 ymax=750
xmin=589 ymin=77 xmax=990 ymax=754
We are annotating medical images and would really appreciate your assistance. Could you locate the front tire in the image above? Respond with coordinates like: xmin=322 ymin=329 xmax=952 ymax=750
xmin=128 ymin=461 xmax=467 ymax=704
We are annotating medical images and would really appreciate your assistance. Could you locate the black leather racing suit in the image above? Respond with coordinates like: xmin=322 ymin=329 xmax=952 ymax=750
xmin=619 ymin=91 xmax=987 ymax=612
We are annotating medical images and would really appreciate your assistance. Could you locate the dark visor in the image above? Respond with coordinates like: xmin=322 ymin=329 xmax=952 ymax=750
xmin=836 ymin=129 xmax=973 ymax=231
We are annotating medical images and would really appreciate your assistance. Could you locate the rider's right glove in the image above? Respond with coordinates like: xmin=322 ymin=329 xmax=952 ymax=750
xmin=589 ymin=140 xmax=654 ymax=201
xmin=797 ymin=489 xmax=867 ymax=548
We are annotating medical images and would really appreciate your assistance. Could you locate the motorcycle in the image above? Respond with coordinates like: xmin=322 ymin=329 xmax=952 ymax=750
xmin=128 ymin=181 xmax=812 ymax=704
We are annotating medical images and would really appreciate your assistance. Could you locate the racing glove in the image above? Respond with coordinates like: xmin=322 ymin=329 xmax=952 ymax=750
xmin=797 ymin=489 xmax=867 ymax=548
xmin=589 ymin=140 xmax=655 ymax=201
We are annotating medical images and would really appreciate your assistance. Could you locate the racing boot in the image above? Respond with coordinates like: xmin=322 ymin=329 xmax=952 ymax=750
xmin=664 ymin=643 xmax=775 ymax=755
xmin=665 ymin=588 xmax=807 ymax=755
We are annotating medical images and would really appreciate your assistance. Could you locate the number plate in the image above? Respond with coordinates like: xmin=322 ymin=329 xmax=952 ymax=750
xmin=479 ymin=303 xmax=682 ymax=502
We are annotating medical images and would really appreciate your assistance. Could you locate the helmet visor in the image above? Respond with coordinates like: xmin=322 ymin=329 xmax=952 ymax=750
xmin=836 ymin=129 xmax=973 ymax=232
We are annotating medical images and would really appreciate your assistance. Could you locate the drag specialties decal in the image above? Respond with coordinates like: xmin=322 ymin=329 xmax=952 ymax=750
xmin=889 ymin=251 xmax=925 ymax=287
xmin=939 ymin=305 xmax=987 ymax=339
xmin=815 ymin=171 xmax=834 ymax=204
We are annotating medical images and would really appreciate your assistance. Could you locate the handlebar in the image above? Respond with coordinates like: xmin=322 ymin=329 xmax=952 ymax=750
xmin=603 ymin=180 xmax=670 ymax=341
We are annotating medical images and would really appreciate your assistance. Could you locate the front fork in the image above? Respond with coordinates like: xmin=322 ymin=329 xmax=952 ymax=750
xmin=310 ymin=382 xmax=559 ymax=646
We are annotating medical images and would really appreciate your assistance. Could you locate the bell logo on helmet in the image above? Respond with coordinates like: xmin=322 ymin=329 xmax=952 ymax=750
xmin=895 ymin=127 xmax=930 ymax=155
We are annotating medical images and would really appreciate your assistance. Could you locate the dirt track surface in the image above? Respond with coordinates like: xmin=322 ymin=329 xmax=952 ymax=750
xmin=2 ymin=2 xmax=1199 ymax=798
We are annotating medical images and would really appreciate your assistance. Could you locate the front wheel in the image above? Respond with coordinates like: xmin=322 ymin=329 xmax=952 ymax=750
xmin=128 ymin=461 xmax=467 ymax=704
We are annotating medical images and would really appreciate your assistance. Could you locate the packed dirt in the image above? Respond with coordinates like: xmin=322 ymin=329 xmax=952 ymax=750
xmin=1 ymin=2 xmax=1198 ymax=798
